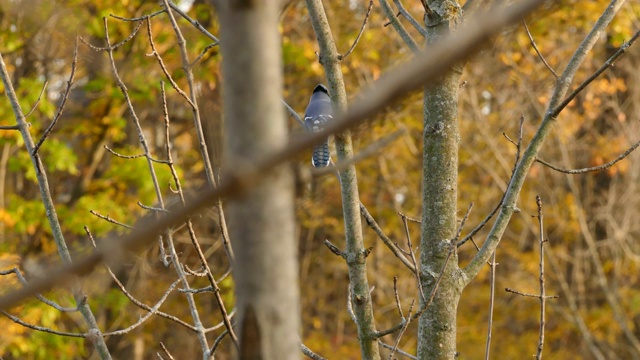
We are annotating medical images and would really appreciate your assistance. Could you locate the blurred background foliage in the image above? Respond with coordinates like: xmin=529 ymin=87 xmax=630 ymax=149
xmin=0 ymin=0 xmax=639 ymax=359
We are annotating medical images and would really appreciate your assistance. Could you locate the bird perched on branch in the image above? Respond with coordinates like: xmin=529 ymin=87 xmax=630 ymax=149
xmin=304 ymin=84 xmax=333 ymax=168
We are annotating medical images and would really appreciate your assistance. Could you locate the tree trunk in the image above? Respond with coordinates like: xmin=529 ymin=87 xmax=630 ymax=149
xmin=418 ymin=2 xmax=464 ymax=359
xmin=215 ymin=1 xmax=300 ymax=359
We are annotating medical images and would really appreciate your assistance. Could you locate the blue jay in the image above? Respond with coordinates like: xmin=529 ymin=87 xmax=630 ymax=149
xmin=304 ymin=84 xmax=332 ymax=168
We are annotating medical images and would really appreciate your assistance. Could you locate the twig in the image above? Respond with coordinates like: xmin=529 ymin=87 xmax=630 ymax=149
xmin=1 ymin=310 xmax=85 ymax=337
xmin=535 ymin=136 xmax=640 ymax=174
xmin=453 ymin=202 xmax=473 ymax=243
xmin=165 ymin=1 xmax=219 ymax=43
xmin=282 ymin=98 xmax=305 ymax=126
xmin=324 ymin=239 xmax=344 ymax=257
xmin=301 ymin=343 xmax=327 ymax=360
xmin=401 ymin=216 xmax=426 ymax=303
xmin=393 ymin=0 xmax=427 ymax=36
xmin=551 ymin=29 xmax=640 ymax=118
xmin=159 ymin=342 xmax=175 ymax=360
xmin=0 ymin=125 xmax=20 ymax=130
xmin=110 ymin=10 xmax=165 ymax=22
xmin=32 ymin=38 xmax=78 ymax=155
xmin=191 ymin=42 xmax=219 ymax=66
xmin=90 ymin=210 xmax=136 ymax=229
xmin=145 ymin=19 xmax=196 ymax=109
xmin=379 ymin=0 xmax=420 ymax=51
xmin=138 ymin=202 xmax=170 ymax=213
xmin=459 ymin=115 xmax=526 ymax=248
xmin=79 ymin=21 xmax=144 ymax=51
xmin=209 ymin=329 xmax=228 ymax=356
xmin=398 ymin=212 xmax=420 ymax=223
xmin=0 ymin=267 xmax=80 ymax=312
xmin=504 ymin=288 xmax=558 ymax=299
xmin=393 ymin=277 xmax=404 ymax=319
xmin=484 ymin=252 xmax=497 ymax=360
xmin=522 ymin=20 xmax=558 ymax=78
xmin=388 ymin=300 xmax=415 ymax=360
xmin=24 ymin=81 xmax=48 ymax=118
xmin=84 ymin=227 xmax=198 ymax=332
xmin=103 ymin=279 xmax=181 ymax=336
xmin=340 ymin=0 xmax=374 ymax=60
xmin=180 ymin=286 xmax=214 ymax=294
xmin=535 ymin=195 xmax=546 ymax=360
xmin=378 ymin=340 xmax=418 ymax=359
xmin=360 ymin=203 xmax=415 ymax=271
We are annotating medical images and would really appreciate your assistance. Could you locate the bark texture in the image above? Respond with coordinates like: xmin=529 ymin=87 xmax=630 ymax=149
xmin=305 ymin=0 xmax=381 ymax=358
xmin=417 ymin=2 xmax=464 ymax=359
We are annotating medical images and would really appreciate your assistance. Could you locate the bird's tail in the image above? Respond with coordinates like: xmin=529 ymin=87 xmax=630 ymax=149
xmin=311 ymin=140 xmax=330 ymax=168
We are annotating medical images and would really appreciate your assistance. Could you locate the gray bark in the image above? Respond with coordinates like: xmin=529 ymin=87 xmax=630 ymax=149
xmin=304 ymin=0 xmax=381 ymax=359
xmin=417 ymin=2 xmax=464 ymax=359
xmin=214 ymin=0 xmax=300 ymax=359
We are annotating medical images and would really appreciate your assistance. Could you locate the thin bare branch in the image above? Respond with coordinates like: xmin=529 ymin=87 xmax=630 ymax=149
xmin=401 ymin=216 xmax=425 ymax=303
xmin=33 ymin=39 xmax=78 ymax=155
xmin=209 ymin=330 xmax=228 ymax=356
xmin=282 ymin=98 xmax=305 ymax=126
xmin=301 ymin=343 xmax=328 ymax=360
xmin=1 ymin=310 xmax=85 ymax=337
xmin=378 ymin=341 xmax=417 ymax=359
xmin=24 ymin=81 xmax=48 ymax=118
xmin=522 ymin=20 xmax=558 ymax=78
xmin=159 ymin=342 xmax=175 ymax=360
xmin=110 ymin=10 xmax=165 ymax=22
xmin=103 ymin=279 xmax=180 ymax=336
xmin=379 ymin=0 xmax=420 ymax=51
xmin=387 ymin=300 xmax=415 ymax=360
xmin=145 ymin=19 xmax=196 ymax=109
xmin=393 ymin=0 xmax=427 ymax=36
xmin=165 ymin=1 xmax=219 ymax=42
xmin=79 ymin=21 xmax=144 ymax=51
xmin=536 ymin=136 xmax=640 ymax=174
xmin=84 ymin=227 xmax=198 ymax=332
xmin=340 ymin=0 xmax=375 ymax=60
xmin=535 ymin=196 xmax=546 ymax=360
xmin=551 ymin=29 xmax=640 ymax=118
xmin=360 ymin=204 xmax=415 ymax=271
xmin=90 ymin=210 xmax=135 ymax=229
xmin=0 ymin=267 xmax=80 ymax=312
xmin=484 ymin=252 xmax=497 ymax=360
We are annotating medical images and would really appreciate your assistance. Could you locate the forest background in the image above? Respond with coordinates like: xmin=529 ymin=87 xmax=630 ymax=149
xmin=0 ymin=0 xmax=639 ymax=359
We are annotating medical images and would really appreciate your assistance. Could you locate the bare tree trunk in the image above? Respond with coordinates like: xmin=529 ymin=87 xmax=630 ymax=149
xmin=418 ymin=2 xmax=463 ymax=359
xmin=214 ymin=1 xmax=300 ymax=359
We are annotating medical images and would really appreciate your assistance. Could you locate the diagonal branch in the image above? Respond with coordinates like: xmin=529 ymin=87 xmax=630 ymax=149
xmin=340 ymin=0 xmax=375 ymax=60
xmin=379 ymin=0 xmax=420 ymax=51
xmin=463 ymin=0 xmax=628 ymax=284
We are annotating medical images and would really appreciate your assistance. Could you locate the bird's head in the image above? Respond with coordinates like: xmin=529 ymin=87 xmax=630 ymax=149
xmin=313 ymin=84 xmax=329 ymax=95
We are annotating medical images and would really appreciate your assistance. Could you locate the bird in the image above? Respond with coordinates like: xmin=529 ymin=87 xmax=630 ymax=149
xmin=304 ymin=84 xmax=333 ymax=168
